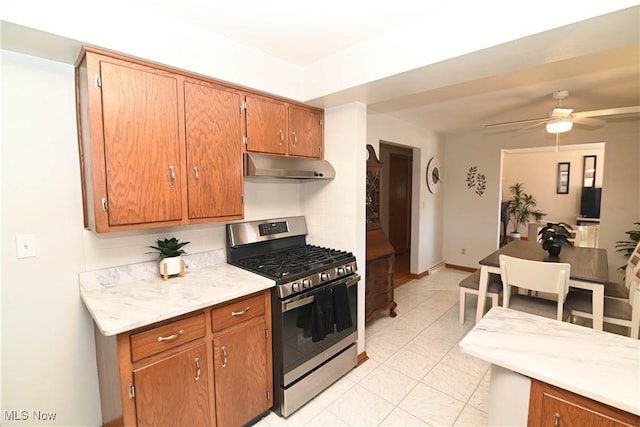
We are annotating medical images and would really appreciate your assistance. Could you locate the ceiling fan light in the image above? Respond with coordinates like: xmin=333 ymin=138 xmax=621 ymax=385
xmin=546 ymin=119 xmax=573 ymax=133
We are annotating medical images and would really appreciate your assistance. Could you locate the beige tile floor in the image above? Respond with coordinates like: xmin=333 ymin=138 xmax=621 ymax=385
xmin=256 ymin=268 xmax=489 ymax=427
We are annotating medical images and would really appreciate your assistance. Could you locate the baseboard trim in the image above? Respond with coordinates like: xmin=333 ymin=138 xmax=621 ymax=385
xmin=357 ymin=351 xmax=369 ymax=366
xmin=445 ymin=263 xmax=477 ymax=272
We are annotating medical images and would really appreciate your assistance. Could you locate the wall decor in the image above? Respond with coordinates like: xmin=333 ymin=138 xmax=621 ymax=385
xmin=426 ymin=157 xmax=441 ymax=193
xmin=557 ymin=162 xmax=570 ymax=194
xmin=583 ymin=155 xmax=597 ymax=187
xmin=466 ymin=166 xmax=477 ymax=189
xmin=466 ymin=166 xmax=486 ymax=197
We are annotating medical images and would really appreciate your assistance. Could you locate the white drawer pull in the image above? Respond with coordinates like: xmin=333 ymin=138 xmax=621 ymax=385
xmin=157 ymin=329 xmax=184 ymax=342
xmin=231 ymin=307 xmax=250 ymax=317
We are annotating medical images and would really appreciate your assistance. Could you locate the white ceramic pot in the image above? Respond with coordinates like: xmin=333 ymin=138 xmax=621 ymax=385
xmin=159 ymin=256 xmax=183 ymax=276
xmin=510 ymin=232 xmax=521 ymax=240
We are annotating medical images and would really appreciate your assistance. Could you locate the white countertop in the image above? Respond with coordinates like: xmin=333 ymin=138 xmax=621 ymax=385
xmin=80 ymin=253 xmax=274 ymax=336
xmin=459 ymin=307 xmax=640 ymax=416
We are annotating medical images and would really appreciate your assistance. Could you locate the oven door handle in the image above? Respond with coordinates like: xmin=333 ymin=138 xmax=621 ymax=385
xmin=282 ymin=274 xmax=360 ymax=313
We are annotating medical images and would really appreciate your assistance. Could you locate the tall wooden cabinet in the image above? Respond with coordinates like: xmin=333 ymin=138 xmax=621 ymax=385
xmin=76 ymin=48 xmax=244 ymax=232
xmin=365 ymin=145 xmax=397 ymax=321
xmin=96 ymin=290 xmax=273 ymax=427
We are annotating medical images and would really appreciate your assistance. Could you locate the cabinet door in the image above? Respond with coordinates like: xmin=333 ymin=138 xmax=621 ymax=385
xmin=184 ymin=81 xmax=243 ymax=219
xmin=529 ymin=379 xmax=639 ymax=427
xmin=100 ymin=60 xmax=182 ymax=226
xmin=288 ymin=106 xmax=323 ymax=158
xmin=133 ymin=343 xmax=210 ymax=427
xmin=213 ymin=317 xmax=269 ymax=426
xmin=245 ymin=95 xmax=287 ymax=155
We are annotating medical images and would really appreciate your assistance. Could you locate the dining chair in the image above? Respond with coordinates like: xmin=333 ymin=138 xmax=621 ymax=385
xmin=605 ymin=241 xmax=640 ymax=300
xmin=459 ymin=270 xmax=502 ymax=324
xmin=566 ymin=262 xmax=640 ymax=339
xmin=499 ymin=255 xmax=571 ymax=321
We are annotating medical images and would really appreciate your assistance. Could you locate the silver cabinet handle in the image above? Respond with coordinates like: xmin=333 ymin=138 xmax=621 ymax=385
xmin=169 ymin=165 xmax=176 ymax=188
xmin=231 ymin=307 xmax=250 ymax=316
xmin=292 ymin=131 xmax=298 ymax=146
xmin=194 ymin=357 xmax=201 ymax=381
xmin=279 ymin=129 xmax=284 ymax=145
xmin=553 ymin=413 xmax=560 ymax=427
xmin=221 ymin=346 xmax=228 ymax=368
xmin=193 ymin=166 xmax=199 ymax=187
xmin=156 ymin=329 xmax=184 ymax=342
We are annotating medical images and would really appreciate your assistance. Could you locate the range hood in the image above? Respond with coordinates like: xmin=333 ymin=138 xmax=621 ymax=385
xmin=244 ymin=152 xmax=335 ymax=179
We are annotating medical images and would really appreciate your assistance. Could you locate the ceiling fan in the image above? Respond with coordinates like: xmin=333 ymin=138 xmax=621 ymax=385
xmin=485 ymin=90 xmax=640 ymax=133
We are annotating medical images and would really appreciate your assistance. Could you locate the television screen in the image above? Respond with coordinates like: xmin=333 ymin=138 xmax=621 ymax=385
xmin=580 ymin=187 xmax=602 ymax=218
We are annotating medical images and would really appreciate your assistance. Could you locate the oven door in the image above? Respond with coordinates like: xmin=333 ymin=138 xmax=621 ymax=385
xmin=278 ymin=274 xmax=359 ymax=387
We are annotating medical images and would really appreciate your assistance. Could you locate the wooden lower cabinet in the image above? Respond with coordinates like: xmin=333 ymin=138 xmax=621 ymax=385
xmin=213 ymin=317 xmax=269 ymax=426
xmin=133 ymin=343 xmax=210 ymax=427
xmin=95 ymin=290 xmax=272 ymax=427
xmin=528 ymin=379 xmax=639 ymax=427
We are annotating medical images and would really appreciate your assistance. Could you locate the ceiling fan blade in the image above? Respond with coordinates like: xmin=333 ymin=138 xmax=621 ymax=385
xmin=573 ymin=116 xmax=604 ymax=126
xmin=485 ymin=117 xmax=548 ymax=129
xmin=573 ymin=106 xmax=640 ymax=118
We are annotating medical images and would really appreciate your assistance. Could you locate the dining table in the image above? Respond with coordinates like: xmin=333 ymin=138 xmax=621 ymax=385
xmin=475 ymin=239 xmax=609 ymax=330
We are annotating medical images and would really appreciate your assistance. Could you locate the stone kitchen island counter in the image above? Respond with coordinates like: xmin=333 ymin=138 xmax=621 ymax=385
xmin=459 ymin=306 xmax=640 ymax=426
xmin=80 ymin=250 xmax=273 ymax=336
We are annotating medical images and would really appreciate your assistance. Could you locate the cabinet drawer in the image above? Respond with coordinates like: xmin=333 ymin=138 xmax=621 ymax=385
xmin=130 ymin=313 xmax=206 ymax=362
xmin=212 ymin=292 xmax=265 ymax=333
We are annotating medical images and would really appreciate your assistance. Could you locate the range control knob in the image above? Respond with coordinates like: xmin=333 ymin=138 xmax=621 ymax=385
xmin=302 ymin=279 xmax=311 ymax=289
xmin=345 ymin=265 xmax=353 ymax=274
xmin=320 ymin=272 xmax=329 ymax=282
xmin=291 ymin=283 xmax=300 ymax=292
xmin=337 ymin=267 xmax=345 ymax=276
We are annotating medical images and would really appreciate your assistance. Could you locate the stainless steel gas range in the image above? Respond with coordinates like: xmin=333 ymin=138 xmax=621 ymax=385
xmin=227 ymin=216 xmax=359 ymax=417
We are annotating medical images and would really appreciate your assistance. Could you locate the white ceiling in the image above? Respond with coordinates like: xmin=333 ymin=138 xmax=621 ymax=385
xmin=136 ymin=0 xmax=640 ymax=134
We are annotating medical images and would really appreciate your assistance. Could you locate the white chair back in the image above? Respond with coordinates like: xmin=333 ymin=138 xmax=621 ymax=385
xmin=625 ymin=241 xmax=640 ymax=288
xmin=499 ymin=255 xmax=571 ymax=321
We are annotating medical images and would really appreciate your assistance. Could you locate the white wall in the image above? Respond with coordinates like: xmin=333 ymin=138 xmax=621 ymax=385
xmin=0 ymin=50 xmax=303 ymax=425
xmin=444 ymin=121 xmax=639 ymax=281
xmin=304 ymin=102 xmax=367 ymax=354
xmin=367 ymin=113 xmax=445 ymax=275
xmin=1 ymin=50 xmax=102 ymax=426
xmin=502 ymin=145 xmax=606 ymax=237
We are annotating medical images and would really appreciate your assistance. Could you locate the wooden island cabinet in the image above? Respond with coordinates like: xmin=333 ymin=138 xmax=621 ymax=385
xmin=95 ymin=290 xmax=273 ymax=427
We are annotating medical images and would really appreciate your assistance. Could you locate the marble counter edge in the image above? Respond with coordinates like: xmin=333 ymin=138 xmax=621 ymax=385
xmin=79 ymin=251 xmax=275 ymax=336
xmin=458 ymin=307 xmax=640 ymax=416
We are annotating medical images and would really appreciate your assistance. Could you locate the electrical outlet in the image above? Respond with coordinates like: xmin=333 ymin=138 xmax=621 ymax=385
xmin=16 ymin=234 xmax=36 ymax=258
xmin=461 ymin=248 xmax=466 ymax=255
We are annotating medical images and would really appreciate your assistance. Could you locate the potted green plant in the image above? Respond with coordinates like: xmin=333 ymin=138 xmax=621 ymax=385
xmin=147 ymin=237 xmax=190 ymax=277
xmin=538 ymin=222 xmax=574 ymax=257
xmin=506 ymin=182 xmax=546 ymax=239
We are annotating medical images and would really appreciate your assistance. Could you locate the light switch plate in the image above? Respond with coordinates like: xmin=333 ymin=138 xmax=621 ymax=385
xmin=16 ymin=234 xmax=36 ymax=258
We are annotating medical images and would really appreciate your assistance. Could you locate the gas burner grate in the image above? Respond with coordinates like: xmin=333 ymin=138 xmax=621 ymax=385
xmin=234 ymin=245 xmax=352 ymax=279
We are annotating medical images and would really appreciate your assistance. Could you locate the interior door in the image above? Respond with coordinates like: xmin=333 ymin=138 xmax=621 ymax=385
xmin=389 ymin=154 xmax=412 ymax=255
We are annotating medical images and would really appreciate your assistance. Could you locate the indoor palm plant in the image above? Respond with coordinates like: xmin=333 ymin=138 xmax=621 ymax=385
xmin=147 ymin=237 xmax=190 ymax=277
xmin=538 ymin=222 xmax=574 ymax=257
xmin=507 ymin=182 xmax=546 ymax=239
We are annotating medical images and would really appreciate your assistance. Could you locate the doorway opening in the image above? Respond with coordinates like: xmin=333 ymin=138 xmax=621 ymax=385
xmin=380 ymin=142 xmax=413 ymax=286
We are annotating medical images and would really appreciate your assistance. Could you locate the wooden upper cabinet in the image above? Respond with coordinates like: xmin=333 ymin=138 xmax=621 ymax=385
xmin=76 ymin=48 xmax=244 ymax=232
xmin=184 ymin=80 xmax=243 ymax=220
xmin=245 ymin=94 xmax=287 ymax=155
xmin=288 ymin=105 xmax=323 ymax=158
xmin=245 ymin=95 xmax=324 ymax=158
xmin=97 ymin=58 xmax=183 ymax=228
